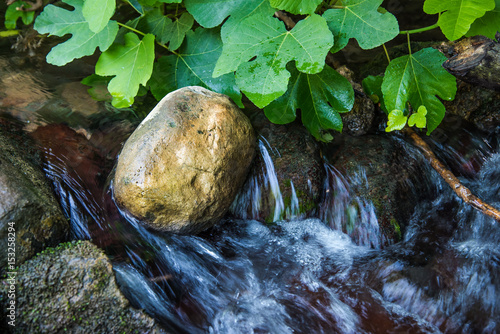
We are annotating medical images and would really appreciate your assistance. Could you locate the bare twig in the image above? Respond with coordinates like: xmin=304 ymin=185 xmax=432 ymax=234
xmin=274 ymin=10 xmax=296 ymax=29
xmin=13 ymin=0 xmax=43 ymax=12
xmin=149 ymin=274 xmax=172 ymax=283
xmin=404 ymin=127 xmax=500 ymax=222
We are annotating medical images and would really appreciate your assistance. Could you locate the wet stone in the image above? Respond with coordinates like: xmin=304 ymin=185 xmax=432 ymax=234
xmin=0 ymin=240 xmax=167 ymax=333
xmin=114 ymin=86 xmax=256 ymax=234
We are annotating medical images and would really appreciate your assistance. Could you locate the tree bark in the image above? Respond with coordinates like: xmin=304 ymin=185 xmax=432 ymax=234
xmin=404 ymin=127 xmax=500 ymax=222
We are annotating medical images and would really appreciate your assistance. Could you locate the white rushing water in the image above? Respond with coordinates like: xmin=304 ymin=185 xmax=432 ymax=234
xmin=230 ymin=137 xmax=300 ymax=222
xmin=44 ymin=131 xmax=500 ymax=333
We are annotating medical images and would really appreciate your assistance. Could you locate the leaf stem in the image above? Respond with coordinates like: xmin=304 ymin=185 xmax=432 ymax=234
xmin=407 ymin=31 xmax=411 ymax=56
xmin=399 ymin=22 xmax=439 ymax=35
xmin=117 ymin=22 xmax=145 ymax=36
xmin=382 ymin=44 xmax=391 ymax=64
xmin=117 ymin=22 xmax=176 ymax=54
xmin=0 ymin=30 xmax=19 ymax=38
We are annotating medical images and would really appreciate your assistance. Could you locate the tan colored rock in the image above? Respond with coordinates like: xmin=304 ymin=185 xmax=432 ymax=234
xmin=114 ymin=86 xmax=256 ymax=233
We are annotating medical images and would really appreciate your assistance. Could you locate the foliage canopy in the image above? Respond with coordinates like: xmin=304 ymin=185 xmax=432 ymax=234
xmin=4 ymin=0 xmax=499 ymax=140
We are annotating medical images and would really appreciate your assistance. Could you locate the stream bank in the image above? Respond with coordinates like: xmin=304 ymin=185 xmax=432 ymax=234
xmin=1 ymin=36 xmax=499 ymax=333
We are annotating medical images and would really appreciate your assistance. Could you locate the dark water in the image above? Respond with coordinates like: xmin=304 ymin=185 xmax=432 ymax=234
xmin=30 ymin=119 xmax=500 ymax=334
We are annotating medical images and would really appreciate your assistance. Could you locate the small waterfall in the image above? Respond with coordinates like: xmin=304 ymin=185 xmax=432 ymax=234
xmin=32 ymin=119 xmax=500 ymax=333
xmin=230 ymin=137 xmax=300 ymax=222
xmin=319 ymin=163 xmax=384 ymax=248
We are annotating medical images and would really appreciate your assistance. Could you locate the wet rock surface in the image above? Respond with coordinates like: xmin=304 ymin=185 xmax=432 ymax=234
xmin=443 ymin=79 xmax=500 ymax=133
xmin=0 ymin=116 xmax=68 ymax=275
xmin=0 ymin=240 xmax=167 ymax=333
xmin=114 ymin=86 xmax=256 ymax=234
xmin=443 ymin=35 xmax=500 ymax=90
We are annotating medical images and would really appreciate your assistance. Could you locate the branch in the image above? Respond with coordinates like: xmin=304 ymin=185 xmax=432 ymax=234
xmin=9 ymin=0 xmax=43 ymax=11
xmin=404 ymin=127 xmax=500 ymax=222
xmin=274 ymin=10 xmax=338 ymax=69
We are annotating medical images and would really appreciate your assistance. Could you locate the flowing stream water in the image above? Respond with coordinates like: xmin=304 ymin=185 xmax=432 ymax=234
xmin=32 ymin=121 xmax=500 ymax=334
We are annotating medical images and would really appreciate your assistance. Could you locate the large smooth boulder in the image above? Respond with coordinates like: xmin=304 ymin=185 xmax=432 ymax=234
xmin=0 ymin=240 xmax=167 ymax=333
xmin=0 ymin=117 xmax=68 ymax=275
xmin=114 ymin=87 xmax=256 ymax=233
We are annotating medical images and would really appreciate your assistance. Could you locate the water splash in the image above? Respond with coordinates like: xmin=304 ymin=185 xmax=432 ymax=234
xmin=230 ymin=137 xmax=300 ymax=222
xmin=319 ymin=163 xmax=383 ymax=248
xmin=33 ymin=121 xmax=500 ymax=333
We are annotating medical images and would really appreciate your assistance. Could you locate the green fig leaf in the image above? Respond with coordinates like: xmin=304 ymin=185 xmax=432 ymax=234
xmin=408 ymin=105 xmax=428 ymax=128
xmin=382 ymin=48 xmax=456 ymax=134
xmin=385 ymin=109 xmax=407 ymax=132
xmin=466 ymin=0 xmax=500 ymax=39
xmin=214 ymin=13 xmax=333 ymax=108
xmin=264 ymin=63 xmax=354 ymax=141
xmin=5 ymin=1 xmax=35 ymax=29
xmin=323 ymin=0 xmax=399 ymax=53
xmin=34 ymin=0 xmax=118 ymax=66
xmin=138 ymin=9 xmax=194 ymax=50
xmin=82 ymin=0 xmax=116 ymax=33
xmin=95 ymin=33 xmax=155 ymax=108
xmin=149 ymin=28 xmax=242 ymax=107
xmin=424 ymin=0 xmax=495 ymax=40
xmin=184 ymin=0 xmax=273 ymax=29
xmin=269 ymin=0 xmax=323 ymax=15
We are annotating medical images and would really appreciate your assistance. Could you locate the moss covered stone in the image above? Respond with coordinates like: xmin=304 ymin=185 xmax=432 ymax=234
xmin=0 ymin=240 xmax=167 ymax=333
xmin=0 ymin=118 xmax=69 ymax=276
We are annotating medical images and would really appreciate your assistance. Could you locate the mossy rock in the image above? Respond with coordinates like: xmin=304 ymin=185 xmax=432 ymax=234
xmin=0 ymin=240 xmax=167 ymax=333
xmin=0 ymin=117 xmax=69 ymax=276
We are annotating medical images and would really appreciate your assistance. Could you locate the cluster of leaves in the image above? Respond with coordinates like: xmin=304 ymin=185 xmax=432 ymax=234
xmin=4 ymin=0 xmax=500 ymax=139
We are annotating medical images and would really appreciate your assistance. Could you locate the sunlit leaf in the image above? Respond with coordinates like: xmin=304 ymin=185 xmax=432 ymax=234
xmin=408 ymin=105 xmax=428 ymax=128
xmin=382 ymin=48 xmax=456 ymax=134
xmin=264 ymin=63 xmax=354 ymax=141
xmin=424 ymin=0 xmax=495 ymax=40
xmin=96 ymin=33 xmax=155 ymax=108
xmin=82 ymin=0 xmax=115 ymax=33
xmin=214 ymin=13 xmax=333 ymax=108
xmin=323 ymin=0 xmax=399 ymax=53
xmin=466 ymin=0 xmax=500 ymax=39
xmin=34 ymin=0 xmax=118 ymax=66
xmin=269 ymin=0 xmax=323 ymax=14
xmin=385 ymin=109 xmax=407 ymax=132
xmin=149 ymin=28 xmax=242 ymax=107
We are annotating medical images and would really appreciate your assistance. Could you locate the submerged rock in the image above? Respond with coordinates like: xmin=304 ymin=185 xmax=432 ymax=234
xmin=114 ymin=87 xmax=255 ymax=234
xmin=0 ymin=117 xmax=68 ymax=275
xmin=0 ymin=240 xmax=167 ymax=333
